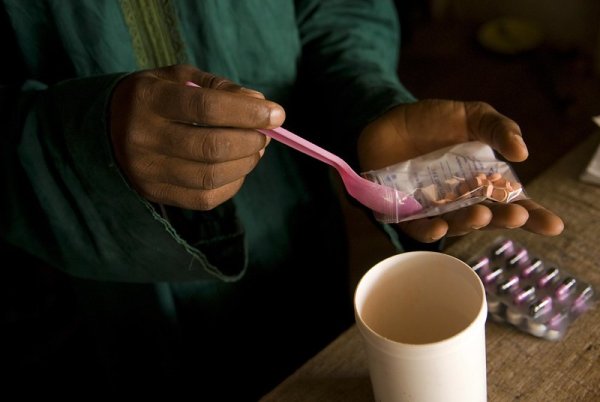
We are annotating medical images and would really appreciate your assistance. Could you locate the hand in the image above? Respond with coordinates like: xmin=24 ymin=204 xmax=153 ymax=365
xmin=357 ymin=99 xmax=564 ymax=242
xmin=109 ymin=64 xmax=285 ymax=210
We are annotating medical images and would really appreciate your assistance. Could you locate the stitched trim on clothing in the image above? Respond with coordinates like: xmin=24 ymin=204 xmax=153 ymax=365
xmin=119 ymin=0 xmax=187 ymax=68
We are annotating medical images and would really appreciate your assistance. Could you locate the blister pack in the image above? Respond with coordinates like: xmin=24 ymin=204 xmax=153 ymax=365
xmin=361 ymin=141 xmax=528 ymax=223
xmin=466 ymin=236 xmax=596 ymax=341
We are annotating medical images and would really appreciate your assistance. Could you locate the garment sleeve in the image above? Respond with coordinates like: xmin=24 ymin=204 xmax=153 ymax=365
xmin=0 ymin=7 xmax=247 ymax=283
xmin=1 ymin=74 xmax=247 ymax=283
xmin=0 ymin=1 xmax=247 ymax=282
xmin=292 ymin=0 xmax=416 ymax=167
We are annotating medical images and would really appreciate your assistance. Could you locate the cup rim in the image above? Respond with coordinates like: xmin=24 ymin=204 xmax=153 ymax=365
xmin=354 ymin=251 xmax=487 ymax=352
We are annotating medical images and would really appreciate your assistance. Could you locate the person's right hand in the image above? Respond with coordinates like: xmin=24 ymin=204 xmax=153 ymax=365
xmin=109 ymin=64 xmax=285 ymax=210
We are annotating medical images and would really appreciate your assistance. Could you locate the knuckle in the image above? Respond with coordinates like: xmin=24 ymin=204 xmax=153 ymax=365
xmin=130 ymin=75 xmax=155 ymax=104
xmin=173 ymin=63 xmax=194 ymax=75
xmin=158 ymin=64 xmax=196 ymax=81
xmin=189 ymin=90 xmax=214 ymax=123
xmin=197 ymin=164 xmax=218 ymax=190
xmin=136 ymin=156 xmax=158 ymax=175
xmin=195 ymin=179 xmax=243 ymax=211
xmin=128 ymin=126 xmax=151 ymax=148
xmin=198 ymin=131 xmax=229 ymax=161
xmin=206 ymin=74 xmax=231 ymax=90
xmin=466 ymin=100 xmax=490 ymax=112
xmin=194 ymin=191 xmax=221 ymax=211
xmin=137 ymin=182 xmax=163 ymax=203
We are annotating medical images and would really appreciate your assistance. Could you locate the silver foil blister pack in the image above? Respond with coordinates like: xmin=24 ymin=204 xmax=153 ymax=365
xmin=466 ymin=236 xmax=596 ymax=341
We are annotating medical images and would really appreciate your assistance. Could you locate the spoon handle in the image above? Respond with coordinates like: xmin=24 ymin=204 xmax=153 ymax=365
xmin=257 ymin=127 xmax=350 ymax=172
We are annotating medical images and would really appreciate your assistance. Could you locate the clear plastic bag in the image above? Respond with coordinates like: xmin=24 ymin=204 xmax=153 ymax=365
xmin=361 ymin=141 xmax=528 ymax=223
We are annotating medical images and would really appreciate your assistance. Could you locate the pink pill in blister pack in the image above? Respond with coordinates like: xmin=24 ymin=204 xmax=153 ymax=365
xmin=465 ymin=236 xmax=596 ymax=341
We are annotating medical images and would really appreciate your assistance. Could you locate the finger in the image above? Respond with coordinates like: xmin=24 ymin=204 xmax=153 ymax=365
xmin=481 ymin=202 xmax=530 ymax=229
xmin=152 ymin=64 xmax=244 ymax=91
xmin=130 ymin=152 xmax=261 ymax=190
xmin=141 ymin=123 xmax=269 ymax=163
xmin=149 ymin=80 xmax=285 ymax=129
xmin=155 ymin=64 xmax=267 ymax=99
xmin=515 ymin=199 xmax=564 ymax=236
xmin=136 ymin=177 xmax=246 ymax=211
xmin=397 ymin=217 xmax=448 ymax=243
xmin=235 ymin=87 xmax=267 ymax=99
xmin=464 ymin=101 xmax=528 ymax=162
xmin=184 ymin=70 xmax=266 ymax=99
xmin=442 ymin=204 xmax=493 ymax=237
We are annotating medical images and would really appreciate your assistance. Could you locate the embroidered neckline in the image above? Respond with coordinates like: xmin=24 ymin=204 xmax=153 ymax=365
xmin=119 ymin=0 xmax=187 ymax=68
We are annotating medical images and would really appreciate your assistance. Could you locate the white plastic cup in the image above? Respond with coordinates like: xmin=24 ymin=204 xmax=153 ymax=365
xmin=354 ymin=251 xmax=487 ymax=402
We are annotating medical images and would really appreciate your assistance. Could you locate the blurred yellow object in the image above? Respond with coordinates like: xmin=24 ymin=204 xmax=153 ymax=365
xmin=477 ymin=17 xmax=544 ymax=55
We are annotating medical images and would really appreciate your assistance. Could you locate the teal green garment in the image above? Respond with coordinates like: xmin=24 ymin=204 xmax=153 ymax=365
xmin=1 ymin=0 xmax=414 ymax=282
xmin=1 ymin=0 xmax=416 ymax=398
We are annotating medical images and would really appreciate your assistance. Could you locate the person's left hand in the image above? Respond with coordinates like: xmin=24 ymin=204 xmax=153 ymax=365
xmin=357 ymin=99 xmax=564 ymax=243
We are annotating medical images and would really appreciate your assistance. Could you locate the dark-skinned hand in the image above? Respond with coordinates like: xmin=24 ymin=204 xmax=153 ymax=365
xmin=358 ymin=100 xmax=564 ymax=243
xmin=109 ymin=64 xmax=285 ymax=210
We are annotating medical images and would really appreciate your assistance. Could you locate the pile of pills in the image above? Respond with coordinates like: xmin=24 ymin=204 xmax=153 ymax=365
xmin=417 ymin=171 xmax=523 ymax=206
xmin=466 ymin=237 xmax=596 ymax=341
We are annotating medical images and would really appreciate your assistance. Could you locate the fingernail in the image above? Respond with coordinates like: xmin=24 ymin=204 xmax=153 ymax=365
xmin=429 ymin=234 xmax=444 ymax=242
xmin=269 ymin=106 xmax=285 ymax=127
xmin=240 ymin=87 xmax=264 ymax=97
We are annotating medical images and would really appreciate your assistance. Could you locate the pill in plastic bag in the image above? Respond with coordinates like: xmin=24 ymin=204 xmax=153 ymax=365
xmin=465 ymin=236 xmax=596 ymax=341
xmin=361 ymin=141 xmax=528 ymax=223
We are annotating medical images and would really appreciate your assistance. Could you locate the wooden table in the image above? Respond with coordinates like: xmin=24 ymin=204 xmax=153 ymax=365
xmin=260 ymin=132 xmax=600 ymax=402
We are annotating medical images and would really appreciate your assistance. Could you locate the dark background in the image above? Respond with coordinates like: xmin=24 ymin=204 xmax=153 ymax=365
xmin=346 ymin=0 xmax=600 ymax=285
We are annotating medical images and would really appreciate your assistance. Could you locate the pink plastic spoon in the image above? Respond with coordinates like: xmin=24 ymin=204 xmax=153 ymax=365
xmin=185 ymin=81 xmax=422 ymax=218
xmin=257 ymin=126 xmax=422 ymax=218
